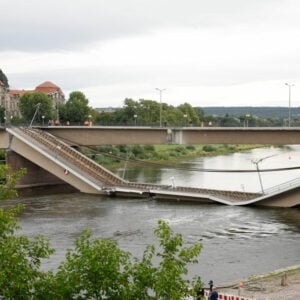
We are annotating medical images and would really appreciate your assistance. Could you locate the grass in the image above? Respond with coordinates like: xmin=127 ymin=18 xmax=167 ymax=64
xmin=153 ymin=144 xmax=266 ymax=160
xmin=82 ymin=144 xmax=268 ymax=171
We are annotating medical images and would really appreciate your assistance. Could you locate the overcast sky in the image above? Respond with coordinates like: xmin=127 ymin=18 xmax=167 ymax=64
xmin=1 ymin=0 xmax=299 ymax=108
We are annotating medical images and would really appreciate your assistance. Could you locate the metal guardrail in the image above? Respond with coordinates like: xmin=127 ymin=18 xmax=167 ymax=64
xmin=263 ymin=177 xmax=300 ymax=195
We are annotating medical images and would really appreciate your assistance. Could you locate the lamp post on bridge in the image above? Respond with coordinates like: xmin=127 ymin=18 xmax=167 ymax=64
xmin=183 ymin=114 xmax=187 ymax=127
xmin=134 ymin=114 xmax=137 ymax=126
xmin=252 ymin=154 xmax=277 ymax=194
xmin=156 ymin=88 xmax=166 ymax=127
xmin=285 ymin=82 xmax=294 ymax=127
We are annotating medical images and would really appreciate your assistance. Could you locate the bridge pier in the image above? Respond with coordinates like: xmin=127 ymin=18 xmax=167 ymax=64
xmin=6 ymin=150 xmax=68 ymax=188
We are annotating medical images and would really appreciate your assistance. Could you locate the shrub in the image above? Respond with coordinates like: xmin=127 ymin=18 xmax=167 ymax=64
xmin=186 ymin=145 xmax=196 ymax=150
xmin=202 ymin=145 xmax=216 ymax=152
xmin=144 ymin=145 xmax=155 ymax=151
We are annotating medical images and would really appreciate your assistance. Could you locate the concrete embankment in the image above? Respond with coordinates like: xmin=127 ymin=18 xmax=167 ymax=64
xmin=218 ymin=264 xmax=300 ymax=300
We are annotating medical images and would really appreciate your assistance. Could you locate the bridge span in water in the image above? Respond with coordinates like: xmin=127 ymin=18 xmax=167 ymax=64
xmin=1 ymin=126 xmax=299 ymax=208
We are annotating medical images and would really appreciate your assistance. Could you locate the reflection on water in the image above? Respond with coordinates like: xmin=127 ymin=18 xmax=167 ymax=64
xmin=118 ymin=146 xmax=300 ymax=192
xmin=1 ymin=146 xmax=300 ymax=284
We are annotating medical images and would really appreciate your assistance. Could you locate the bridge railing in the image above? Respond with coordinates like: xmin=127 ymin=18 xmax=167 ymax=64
xmin=263 ymin=177 xmax=300 ymax=195
xmin=17 ymin=127 xmax=125 ymax=186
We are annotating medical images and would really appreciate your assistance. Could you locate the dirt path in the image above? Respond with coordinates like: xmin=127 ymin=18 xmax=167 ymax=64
xmin=218 ymin=265 xmax=300 ymax=300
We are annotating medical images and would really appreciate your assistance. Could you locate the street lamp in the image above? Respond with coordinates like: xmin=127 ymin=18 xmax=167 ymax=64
xmin=285 ymin=83 xmax=295 ymax=127
xmin=30 ymin=103 xmax=41 ymax=127
xmin=252 ymin=154 xmax=277 ymax=194
xmin=42 ymin=115 xmax=45 ymax=126
xmin=183 ymin=114 xmax=187 ymax=127
xmin=134 ymin=114 xmax=137 ymax=126
xmin=156 ymin=88 xmax=166 ymax=127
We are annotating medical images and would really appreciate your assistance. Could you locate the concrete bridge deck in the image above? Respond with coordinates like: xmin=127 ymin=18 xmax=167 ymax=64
xmin=42 ymin=126 xmax=300 ymax=145
xmin=4 ymin=127 xmax=300 ymax=207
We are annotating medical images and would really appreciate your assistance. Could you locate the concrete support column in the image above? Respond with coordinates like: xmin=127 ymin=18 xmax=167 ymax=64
xmin=6 ymin=150 xmax=65 ymax=187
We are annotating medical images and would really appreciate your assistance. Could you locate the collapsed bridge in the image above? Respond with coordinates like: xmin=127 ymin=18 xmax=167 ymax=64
xmin=3 ymin=127 xmax=300 ymax=207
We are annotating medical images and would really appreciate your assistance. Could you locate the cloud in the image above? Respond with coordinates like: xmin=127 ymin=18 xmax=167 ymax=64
xmin=1 ymin=0 xmax=300 ymax=108
xmin=1 ymin=0 xmax=296 ymax=51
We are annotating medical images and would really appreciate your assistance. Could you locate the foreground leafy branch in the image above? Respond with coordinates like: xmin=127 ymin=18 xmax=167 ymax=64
xmin=0 ymin=165 xmax=26 ymax=200
xmin=0 ymin=166 xmax=203 ymax=299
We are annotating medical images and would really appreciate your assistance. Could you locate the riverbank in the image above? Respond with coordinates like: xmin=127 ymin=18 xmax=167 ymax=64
xmin=88 ymin=144 xmax=270 ymax=171
xmin=218 ymin=265 xmax=300 ymax=300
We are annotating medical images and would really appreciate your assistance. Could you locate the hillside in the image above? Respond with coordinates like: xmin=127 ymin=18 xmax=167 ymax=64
xmin=202 ymin=106 xmax=300 ymax=118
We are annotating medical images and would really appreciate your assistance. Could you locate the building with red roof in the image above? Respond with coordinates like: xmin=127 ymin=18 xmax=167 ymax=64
xmin=1 ymin=81 xmax=65 ymax=121
xmin=34 ymin=81 xmax=65 ymax=105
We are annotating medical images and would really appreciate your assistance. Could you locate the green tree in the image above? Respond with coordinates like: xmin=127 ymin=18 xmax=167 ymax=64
xmin=218 ymin=114 xmax=240 ymax=127
xmin=0 ymin=69 xmax=9 ymax=88
xmin=194 ymin=107 xmax=205 ymax=121
xmin=133 ymin=220 xmax=203 ymax=299
xmin=94 ymin=111 xmax=116 ymax=125
xmin=114 ymin=98 xmax=139 ymax=125
xmin=65 ymin=91 xmax=90 ymax=124
xmin=49 ymin=220 xmax=203 ymax=299
xmin=0 ymin=165 xmax=55 ymax=299
xmin=0 ymin=205 xmax=55 ymax=299
xmin=18 ymin=92 xmax=54 ymax=124
xmin=0 ymin=106 xmax=5 ymax=125
xmin=53 ymin=229 xmax=132 ymax=299
xmin=178 ymin=103 xmax=200 ymax=126
xmin=0 ymin=165 xmax=26 ymax=200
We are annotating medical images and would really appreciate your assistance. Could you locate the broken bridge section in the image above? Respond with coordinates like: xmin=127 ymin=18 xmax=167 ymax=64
xmin=6 ymin=127 xmax=126 ymax=194
xmin=4 ymin=127 xmax=300 ymax=207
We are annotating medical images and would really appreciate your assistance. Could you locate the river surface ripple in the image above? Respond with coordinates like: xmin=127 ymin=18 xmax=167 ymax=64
xmin=1 ymin=147 xmax=300 ymax=284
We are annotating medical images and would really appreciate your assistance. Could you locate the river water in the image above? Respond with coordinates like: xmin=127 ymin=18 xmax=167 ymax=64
xmin=1 ymin=146 xmax=300 ymax=285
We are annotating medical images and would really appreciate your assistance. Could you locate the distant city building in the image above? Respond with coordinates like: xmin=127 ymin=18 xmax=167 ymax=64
xmin=0 ymin=80 xmax=14 ymax=119
xmin=1 ymin=80 xmax=65 ymax=120
xmin=34 ymin=81 xmax=65 ymax=106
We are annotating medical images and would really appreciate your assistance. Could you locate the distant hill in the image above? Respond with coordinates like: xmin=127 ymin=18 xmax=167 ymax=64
xmin=201 ymin=107 xmax=300 ymax=118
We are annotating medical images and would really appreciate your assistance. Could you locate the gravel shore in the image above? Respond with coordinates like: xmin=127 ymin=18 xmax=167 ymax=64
xmin=218 ymin=265 xmax=300 ymax=300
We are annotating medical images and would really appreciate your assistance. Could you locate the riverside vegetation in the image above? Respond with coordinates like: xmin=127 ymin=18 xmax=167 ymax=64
xmin=80 ymin=144 xmax=265 ymax=170
xmin=0 ymin=165 xmax=204 ymax=300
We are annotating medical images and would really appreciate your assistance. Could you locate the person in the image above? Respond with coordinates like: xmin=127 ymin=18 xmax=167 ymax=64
xmin=209 ymin=286 xmax=218 ymax=300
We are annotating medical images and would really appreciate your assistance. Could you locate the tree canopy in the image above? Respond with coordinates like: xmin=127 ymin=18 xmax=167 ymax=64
xmin=62 ymin=91 xmax=91 ymax=124
xmin=95 ymin=98 xmax=201 ymax=126
xmin=0 ymin=69 xmax=9 ymax=88
xmin=18 ymin=92 xmax=54 ymax=124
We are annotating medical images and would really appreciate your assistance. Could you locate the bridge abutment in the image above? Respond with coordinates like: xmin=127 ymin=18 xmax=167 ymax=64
xmin=6 ymin=150 xmax=66 ymax=188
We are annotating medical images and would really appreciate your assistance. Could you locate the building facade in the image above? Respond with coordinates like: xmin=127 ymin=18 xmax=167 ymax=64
xmin=0 ymin=81 xmax=65 ymax=121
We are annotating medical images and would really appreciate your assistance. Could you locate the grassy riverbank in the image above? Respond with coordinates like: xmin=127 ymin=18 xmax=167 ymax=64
xmin=80 ymin=144 xmax=268 ymax=171
xmin=153 ymin=144 xmax=264 ymax=160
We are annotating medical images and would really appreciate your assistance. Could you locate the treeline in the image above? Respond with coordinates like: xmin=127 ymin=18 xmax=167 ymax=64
xmin=202 ymin=106 xmax=300 ymax=118
xmin=7 ymin=91 xmax=300 ymax=127
xmin=94 ymin=100 xmax=300 ymax=127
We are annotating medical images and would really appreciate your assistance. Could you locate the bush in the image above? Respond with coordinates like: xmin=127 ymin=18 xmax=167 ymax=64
xmin=202 ymin=145 xmax=216 ymax=152
xmin=144 ymin=145 xmax=155 ymax=151
xmin=186 ymin=145 xmax=196 ymax=150
xmin=131 ymin=145 xmax=144 ymax=156
xmin=0 ymin=211 xmax=203 ymax=299
xmin=0 ymin=205 xmax=55 ymax=299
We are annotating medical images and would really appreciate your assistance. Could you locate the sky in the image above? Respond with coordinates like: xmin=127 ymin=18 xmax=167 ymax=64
xmin=1 ymin=0 xmax=300 ymax=108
